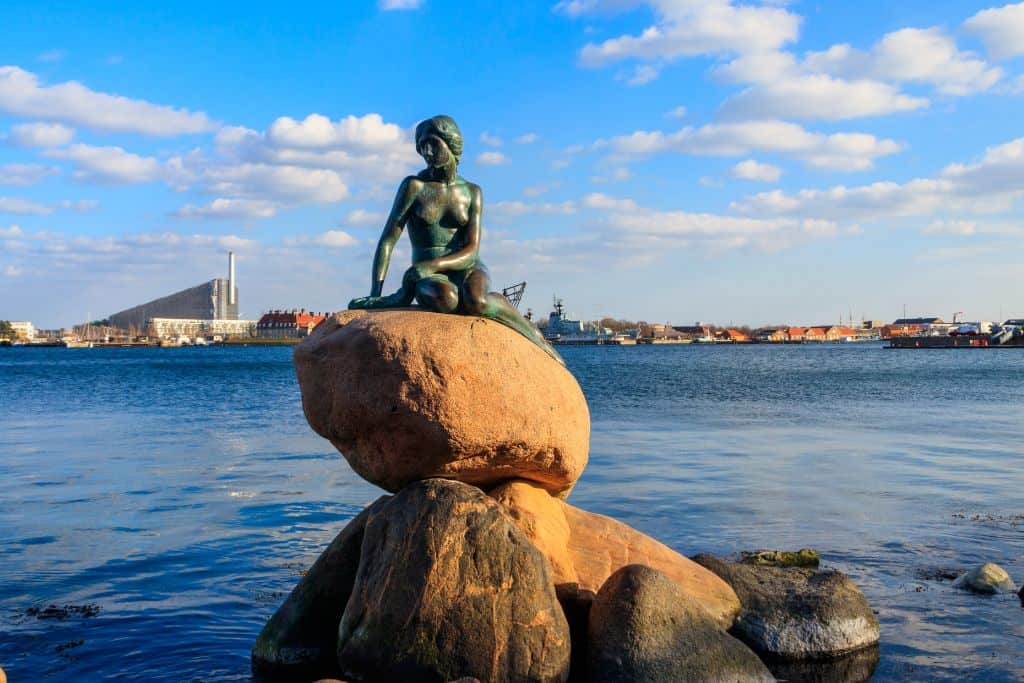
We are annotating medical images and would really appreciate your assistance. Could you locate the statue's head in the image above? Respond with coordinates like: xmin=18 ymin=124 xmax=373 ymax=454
xmin=415 ymin=115 xmax=463 ymax=169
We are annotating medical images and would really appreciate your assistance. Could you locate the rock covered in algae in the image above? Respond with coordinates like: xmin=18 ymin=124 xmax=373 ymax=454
xmin=692 ymin=554 xmax=880 ymax=660
xmin=489 ymin=479 xmax=741 ymax=629
xmin=587 ymin=564 xmax=775 ymax=683
xmin=294 ymin=309 xmax=589 ymax=498
xmin=953 ymin=562 xmax=1017 ymax=594
xmin=337 ymin=479 xmax=571 ymax=682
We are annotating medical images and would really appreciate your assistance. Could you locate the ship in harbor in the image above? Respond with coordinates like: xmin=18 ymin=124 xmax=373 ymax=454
xmin=542 ymin=298 xmax=637 ymax=345
xmin=889 ymin=318 xmax=1024 ymax=348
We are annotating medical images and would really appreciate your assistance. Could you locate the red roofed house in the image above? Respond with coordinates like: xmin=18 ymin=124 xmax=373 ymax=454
xmin=715 ymin=328 xmax=751 ymax=343
xmin=257 ymin=309 xmax=328 ymax=339
xmin=786 ymin=327 xmax=808 ymax=342
xmin=824 ymin=326 xmax=858 ymax=342
xmin=804 ymin=327 xmax=826 ymax=342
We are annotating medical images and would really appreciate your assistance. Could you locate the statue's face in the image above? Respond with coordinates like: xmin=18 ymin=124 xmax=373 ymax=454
xmin=418 ymin=134 xmax=452 ymax=168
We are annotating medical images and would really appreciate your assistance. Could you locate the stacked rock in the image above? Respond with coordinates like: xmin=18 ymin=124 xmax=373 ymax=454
xmin=252 ymin=309 xmax=877 ymax=682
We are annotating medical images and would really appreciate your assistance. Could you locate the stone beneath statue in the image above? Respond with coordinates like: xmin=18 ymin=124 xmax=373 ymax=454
xmin=295 ymin=309 xmax=589 ymax=498
xmin=489 ymin=480 xmax=741 ymax=630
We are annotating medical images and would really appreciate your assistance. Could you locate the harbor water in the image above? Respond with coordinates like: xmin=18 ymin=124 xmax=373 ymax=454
xmin=1 ymin=344 xmax=1021 ymax=680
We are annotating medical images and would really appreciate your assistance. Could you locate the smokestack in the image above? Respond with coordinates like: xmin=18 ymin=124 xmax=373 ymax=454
xmin=228 ymin=252 xmax=236 ymax=306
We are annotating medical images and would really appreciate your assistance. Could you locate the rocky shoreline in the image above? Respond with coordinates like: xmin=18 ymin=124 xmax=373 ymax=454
xmin=253 ymin=309 xmax=884 ymax=682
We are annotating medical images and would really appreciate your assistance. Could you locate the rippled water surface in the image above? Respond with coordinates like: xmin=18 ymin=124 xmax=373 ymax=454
xmin=1 ymin=344 xmax=1022 ymax=681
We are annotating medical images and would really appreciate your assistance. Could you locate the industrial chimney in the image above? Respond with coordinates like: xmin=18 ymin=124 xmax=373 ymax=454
xmin=228 ymin=252 xmax=236 ymax=306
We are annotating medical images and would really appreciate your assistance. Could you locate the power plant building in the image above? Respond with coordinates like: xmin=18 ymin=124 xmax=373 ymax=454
xmin=108 ymin=253 xmax=253 ymax=337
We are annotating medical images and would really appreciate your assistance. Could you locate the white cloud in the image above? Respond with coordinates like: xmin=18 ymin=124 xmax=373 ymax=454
xmin=731 ymin=159 xmax=782 ymax=182
xmin=576 ymin=1 xmax=801 ymax=67
xmin=803 ymin=27 xmax=1001 ymax=96
xmin=666 ymin=105 xmax=687 ymax=118
xmin=0 ymin=197 xmax=52 ymax=215
xmin=489 ymin=200 xmax=577 ymax=220
xmin=0 ymin=225 xmax=25 ymax=238
xmin=924 ymin=220 xmax=977 ymax=236
xmin=626 ymin=65 xmax=660 ymax=85
xmin=265 ymin=113 xmax=405 ymax=150
xmin=0 ymin=66 xmax=216 ymax=136
xmin=7 ymin=122 xmax=75 ymax=147
xmin=592 ymin=167 xmax=633 ymax=183
xmin=0 ymin=163 xmax=61 ymax=186
xmin=2 ymin=264 xmax=23 ymax=277
xmin=44 ymin=144 xmax=164 ymax=184
xmin=964 ymin=2 xmax=1024 ymax=60
xmin=721 ymin=74 xmax=929 ymax=121
xmin=480 ymin=132 xmax=503 ymax=147
xmin=515 ymin=133 xmax=540 ymax=144
xmin=601 ymin=119 xmax=903 ymax=171
xmin=523 ymin=182 xmax=561 ymax=197
xmin=174 ymin=198 xmax=279 ymax=220
xmin=57 ymin=199 xmax=99 ymax=213
xmin=284 ymin=230 xmax=359 ymax=248
xmin=476 ymin=151 xmax=508 ymax=165
xmin=345 ymin=208 xmax=387 ymax=226
xmin=731 ymin=136 xmax=1024 ymax=222
xmin=379 ymin=0 xmax=423 ymax=8
xmin=198 ymin=162 xmax=349 ymax=204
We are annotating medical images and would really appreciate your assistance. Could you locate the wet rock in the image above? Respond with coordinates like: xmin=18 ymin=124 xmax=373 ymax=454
xmin=252 ymin=499 xmax=387 ymax=681
xmin=952 ymin=562 xmax=1017 ymax=594
xmin=767 ymin=645 xmax=879 ymax=683
xmin=490 ymin=479 xmax=740 ymax=629
xmin=294 ymin=309 xmax=589 ymax=498
xmin=692 ymin=554 xmax=880 ymax=660
xmin=337 ymin=479 xmax=571 ymax=682
xmin=741 ymin=548 xmax=820 ymax=568
xmin=587 ymin=564 xmax=775 ymax=683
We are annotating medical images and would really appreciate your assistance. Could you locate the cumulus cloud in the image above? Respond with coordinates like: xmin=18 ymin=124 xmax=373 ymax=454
xmin=515 ymin=133 xmax=540 ymax=144
xmin=731 ymin=136 xmax=1024 ymax=222
xmin=0 ymin=163 xmax=61 ymax=186
xmin=480 ymin=132 xmax=503 ymax=147
xmin=345 ymin=208 xmax=387 ymax=226
xmin=0 ymin=66 xmax=215 ymax=136
xmin=803 ymin=27 xmax=1001 ymax=96
xmin=0 ymin=197 xmax=52 ymax=215
xmin=44 ymin=144 xmax=164 ymax=184
xmin=924 ymin=220 xmax=977 ymax=236
xmin=574 ymin=1 xmax=801 ymax=67
xmin=489 ymin=200 xmax=577 ymax=220
xmin=666 ymin=105 xmax=687 ymax=118
xmin=284 ymin=230 xmax=359 ymax=247
xmin=7 ymin=122 xmax=75 ymax=147
xmin=174 ymin=198 xmax=279 ymax=220
xmin=731 ymin=159 xmax=782 ymax=182
xmin=599 ymin=119 xmax=903 ymax=171
xmin=964 ymin=2 xmax=1024 ymax=60
xmin=476 ymin=151 xmax=508 ymax=165
xmin=626 ymin=65 xmax=660 ymax=85
xmin=198 ymin=162 xmax=349 ymax=204
xmin=379 ymin=0 xmax=423 ymax=9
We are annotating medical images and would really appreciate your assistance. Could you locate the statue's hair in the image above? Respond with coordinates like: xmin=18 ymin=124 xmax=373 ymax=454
xmin=415 ymin=115 xmax=463 ymax=164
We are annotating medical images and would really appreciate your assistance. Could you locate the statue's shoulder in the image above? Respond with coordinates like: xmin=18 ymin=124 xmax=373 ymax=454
xmin=457 ymin=176 xmax=482 ymax=198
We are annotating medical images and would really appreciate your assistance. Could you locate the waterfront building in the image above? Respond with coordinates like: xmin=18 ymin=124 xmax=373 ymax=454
xmin=804 ymin=327 xmax=826 ymax=342
xmin=256 ymin=309 xmax=328 ymax=339
xmin=672 ymin=324 xmax=714 ymax=342
xmin=108 ymin=252 xmax=240 ymax=331
xmin=715 ymin=328 xmax=751 ymax=343
xmin=147 ymin=318 xmax=256 ymax=340
xmin=6 ymin=321 xmax=35 ymax=340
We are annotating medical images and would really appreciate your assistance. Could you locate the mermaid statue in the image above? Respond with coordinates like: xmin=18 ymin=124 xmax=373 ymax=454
xmin=349 ymin=114 xmax=563 ymax=364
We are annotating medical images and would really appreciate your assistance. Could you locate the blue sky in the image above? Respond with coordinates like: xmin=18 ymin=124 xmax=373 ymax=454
xmin=2 ymin=0 xmax=1023 ymax=328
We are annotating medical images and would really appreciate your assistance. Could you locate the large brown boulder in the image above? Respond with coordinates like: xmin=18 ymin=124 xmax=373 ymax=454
xmin=337 ymin=479 xmax=571 ymax=682
xmin=252 ymin=498 xmax=389 ymax=681
xmin=490 ymin=480 xmax=740 ymax=629
xmin=692 ymin=554 xmax=880 ymax=660
xmin=588 ymin=565 xmax=775 ymax=682
xmin=295 ymin=309 xmax=589 ymax=498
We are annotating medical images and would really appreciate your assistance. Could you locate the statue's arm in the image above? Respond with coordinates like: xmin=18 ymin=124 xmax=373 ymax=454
xmin=425 ymin=184 xmax=482 ymax=273
xmin=370 ymin=177 xmax=419 ymax=296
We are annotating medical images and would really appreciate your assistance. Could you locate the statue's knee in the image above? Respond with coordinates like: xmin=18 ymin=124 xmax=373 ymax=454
xmin=416 ymin=281 xmax=458 ymax=313
xmin=463 ymin=294 xmax=487 ymax=316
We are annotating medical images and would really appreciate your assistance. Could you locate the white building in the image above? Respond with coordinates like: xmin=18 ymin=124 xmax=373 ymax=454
xmin=148 ymin=318 xmax=256 ymax=340
xmin=8 ymin=321 xmax=35 ymax=340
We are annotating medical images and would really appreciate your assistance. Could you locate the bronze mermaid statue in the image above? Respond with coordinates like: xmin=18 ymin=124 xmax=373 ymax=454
xmin=349 ymin=114 xmax=563 ymax=364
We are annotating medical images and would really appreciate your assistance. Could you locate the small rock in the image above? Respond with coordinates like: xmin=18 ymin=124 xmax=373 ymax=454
xmin=252 ymin=498 xmax=388 ymax=681
xmin=588 ymin=564 xmax=775 ymax=682
xmin=294 ymin=310 xmax=590 ymax=498
xmin=741 ymin=548 xmax=820 ymax=568
xmin=692 ymin=554 xmax=880 ymax=660
xmin=952 ymin=563 xmax=1017 ymax=594
xmin=490 ymin=479 xmax=740 ymax=629
xmin=337 ymin=479 xmax=571 ymax=682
